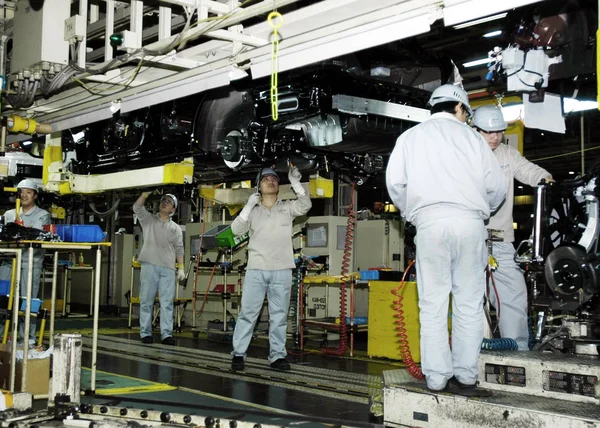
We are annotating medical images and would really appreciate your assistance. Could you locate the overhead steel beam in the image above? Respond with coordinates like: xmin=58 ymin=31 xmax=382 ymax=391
xmin=250 ymin=5 xmax=436 ymax=78
xmin=30 ymin=0 xmax=439 ymax=129
xmin=443 ymin=0 xmax=547 ymax=26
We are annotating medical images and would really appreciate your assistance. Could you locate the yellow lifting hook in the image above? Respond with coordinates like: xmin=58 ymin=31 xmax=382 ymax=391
xmin=268 ymin=11 xmax=283 ymax=121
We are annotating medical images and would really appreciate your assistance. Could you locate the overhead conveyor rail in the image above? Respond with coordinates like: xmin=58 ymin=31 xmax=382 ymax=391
xmin=4 ymin=0 xmax=547 ymax=143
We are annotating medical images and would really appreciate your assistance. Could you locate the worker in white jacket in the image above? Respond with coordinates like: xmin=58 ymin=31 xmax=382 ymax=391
xmin=472 ymin=105 xmax=553 ymax=350
xmin=386 ymin=84 xmax=506 ymax=396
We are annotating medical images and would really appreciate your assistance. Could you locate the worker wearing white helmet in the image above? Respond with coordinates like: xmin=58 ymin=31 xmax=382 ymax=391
xmin=472 ymin=104 xmax=553 ymax=351
xmin=386 ymin=84 xmax=506 ymax=396
xmin=230 ymin=166 xmax=311 ymax=371
xmin=0 ymin=178 xmax=51 ymax=344
xmin=133 ymin=191 xmax=184 ymax=346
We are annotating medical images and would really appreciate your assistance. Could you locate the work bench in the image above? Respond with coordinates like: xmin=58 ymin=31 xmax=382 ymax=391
xmin=0 ymin=240 xmax=111 ymax=396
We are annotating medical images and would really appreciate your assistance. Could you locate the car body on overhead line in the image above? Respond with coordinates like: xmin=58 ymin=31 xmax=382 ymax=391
xmin=65 ymin=62 xmax=431 ymax=184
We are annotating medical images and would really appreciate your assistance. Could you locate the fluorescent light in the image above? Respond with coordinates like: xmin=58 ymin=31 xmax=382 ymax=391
xmin=453 ymin=13 xmax=507 ymax=30
xmin=569 ymin=171 xmax=575 ymax=175
xmin=462 ymin=57 xmax=491 ymax=68
xmin=22 ymin=141 xmax=32 ymax=146
xmin=518 ymin=186 xmax=523 ymax=189
xmin=498 ymin=97 xmax=597 ymax=123
xmin=563 ymin=98 xmax=598 ymax=113
xmin=483 ymin=30 xmax=502 ymax=38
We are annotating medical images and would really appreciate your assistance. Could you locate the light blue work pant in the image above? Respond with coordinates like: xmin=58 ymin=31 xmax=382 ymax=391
xmin=488 ymin=242 xmax=529 ymax=350
xmin=0 ymin=261 xmax=42 ymax=343
xmin=415 ymin=216 xmax=487 ymax=391
xmin=139 ymin=263 xmax=175 ymax=340
xmin=232 ymin=269 xmax=292 ymax=363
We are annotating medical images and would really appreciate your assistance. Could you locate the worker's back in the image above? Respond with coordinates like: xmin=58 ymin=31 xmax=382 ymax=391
xmin=386 ymin=112 xmax=506 ymax=226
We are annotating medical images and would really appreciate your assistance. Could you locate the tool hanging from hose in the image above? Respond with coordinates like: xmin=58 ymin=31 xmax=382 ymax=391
xmin=322 ymin=182 xmax=356 ymax=356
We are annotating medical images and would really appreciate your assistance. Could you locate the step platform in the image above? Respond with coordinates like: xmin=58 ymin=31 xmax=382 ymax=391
xmin=382 ymin=368 xmax=600 ymax=428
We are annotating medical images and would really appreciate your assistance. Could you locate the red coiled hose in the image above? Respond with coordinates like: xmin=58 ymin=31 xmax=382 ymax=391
xmin=392 ymin=260 xmax=424 ymax=379
xmin=322 ymin=183 xmax=356 ymax=356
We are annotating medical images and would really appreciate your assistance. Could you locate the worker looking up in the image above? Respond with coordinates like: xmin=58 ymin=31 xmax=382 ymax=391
xmin=133 ymin=192 xmax=185 ymax=346
xmin=386 ymin=84 xmax=506 ymax=396
xmin=230 ymin=166 xmax=311 ymax=371
xmin=0 ymin=179 xmax=51 ymax=345
xmin=472 ymin=105 xmax=553 ymax=351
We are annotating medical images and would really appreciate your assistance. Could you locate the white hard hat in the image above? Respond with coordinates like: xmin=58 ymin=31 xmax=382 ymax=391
xmin=162 ymin=193 xmax=178 ymax=210
xmin=472 ymin=105 xmax=508 ymax=132
xmin=17 ymin=179 xmax=38 ymax=193
xmin=428 ymin=84 xmax=473 ymax=116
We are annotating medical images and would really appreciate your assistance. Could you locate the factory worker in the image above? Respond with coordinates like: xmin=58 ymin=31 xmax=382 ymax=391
xmin=230 ymin=166 xmax=311 ymax=371
xmin=0 ymin=179 xmax=51 ymax=344
xmin=473 ymin=104 xmax=553 ymax=351
xmin=133 ymin=192 xmax=185 ymax=346
xmin=386 ymin=84 xmax=506 ymax=396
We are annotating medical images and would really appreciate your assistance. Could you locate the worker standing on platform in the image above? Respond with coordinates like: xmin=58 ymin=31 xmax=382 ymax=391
xmin=472 ymin=105 xmax=553 ymax=351
xmin=230 ymin=166 xmax=311 ymax=371
xmin=133 ymin=192 xmax=185 ymax=346
xmin=0 ymin=179 xmax=51 ymax=345
xmin=386 ymin=85 xmax=506 ymax=396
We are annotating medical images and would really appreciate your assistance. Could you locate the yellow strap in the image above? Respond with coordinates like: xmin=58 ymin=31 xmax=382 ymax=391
xmin=268 ymin=11 xmax=283 ymax=121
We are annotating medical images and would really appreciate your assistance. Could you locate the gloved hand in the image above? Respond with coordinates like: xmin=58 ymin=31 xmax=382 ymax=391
xmin=240 ymin=193 xmax=261 ymax=221
xmin=288 ymin=166 xmax=305 ymax=195
xmin=177 ymin=268 xmax=185 ymax=281
xmin=246 ymin=192 xmax=261 ymax=208
xmin=141 ymin=191 xmax=152 ymax=198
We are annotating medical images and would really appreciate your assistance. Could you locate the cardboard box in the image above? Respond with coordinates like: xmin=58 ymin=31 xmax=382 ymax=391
xmin=42 ymin=299 xmax=64 ymax=312
xmin=0 ymin=344 xmax=50 ymax=395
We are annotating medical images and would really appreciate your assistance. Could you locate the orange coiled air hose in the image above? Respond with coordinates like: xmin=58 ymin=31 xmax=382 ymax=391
xmin=392 ymin=260 xmax=424 ymax=379
xmin=322 ymin=182 xmax=356 ymax=356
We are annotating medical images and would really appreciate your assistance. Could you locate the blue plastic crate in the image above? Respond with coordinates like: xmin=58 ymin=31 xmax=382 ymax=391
xmin=0 ymin=280 xmax=9 ymax=295
xmin=359 ymin=270 xmax=379 ymax=280
xmin=70 ymin=225 xmax=106 ymax=242
xmin=55 ymin=225 xmax=72 ymax=241
xmin=345 ymin=316 xmax=368 ymax=325
xmin=19 ymin=298 xmax=42 ymax=312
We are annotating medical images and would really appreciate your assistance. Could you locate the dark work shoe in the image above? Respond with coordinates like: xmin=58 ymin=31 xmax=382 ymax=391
xmin=141 ymin=336 xmax=153 ymax=344
xmin=270 ymin=358 xmax=291 ymax=371
xmin=162 ymin=336 xmax=176 ymax=345
xmin=449 ymin=376 xmax=475 ymax=389
xmin=448 ymin=377 xmax=493 ymax=397
xmin=231 ymin=356 xmax=245 ymax=371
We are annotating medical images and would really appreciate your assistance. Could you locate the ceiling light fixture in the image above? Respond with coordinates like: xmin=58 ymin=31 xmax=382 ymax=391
xmin=462 ymin=57 xmax=491 ymax=68
xmin=563 ymin=98 xmax=598 ymax=113
xmin=499 ymin=97 xmax=597 ymax=122
xmin=483 ymin=30 xmax=502 ymax=38
xmin=453 ymin=13 xmax=507 ymax=30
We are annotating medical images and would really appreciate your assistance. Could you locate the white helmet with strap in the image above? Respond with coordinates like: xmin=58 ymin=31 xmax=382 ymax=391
xmin=428 ymin=84 xmax=473 ymax=116
xmin=472 ymin=105 xmax=508 ymax=132
xmin=17 ymin=178 xmax=39 ymax=193
xmin=163 ymin=193 xmax=178 ymax=210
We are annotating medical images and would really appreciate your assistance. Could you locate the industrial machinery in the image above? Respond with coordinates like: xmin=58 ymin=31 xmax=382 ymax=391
xmin=515 ymin=166 xmax=600 ymax=355
xmin=66 ymin=64 xmax=430 ymax=185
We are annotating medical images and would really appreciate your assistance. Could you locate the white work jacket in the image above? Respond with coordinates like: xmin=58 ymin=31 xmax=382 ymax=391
xmin=386 ymin=112 xmax=506 ymax=226
xmin=487 ymin=143 xmax=551 ymax=242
